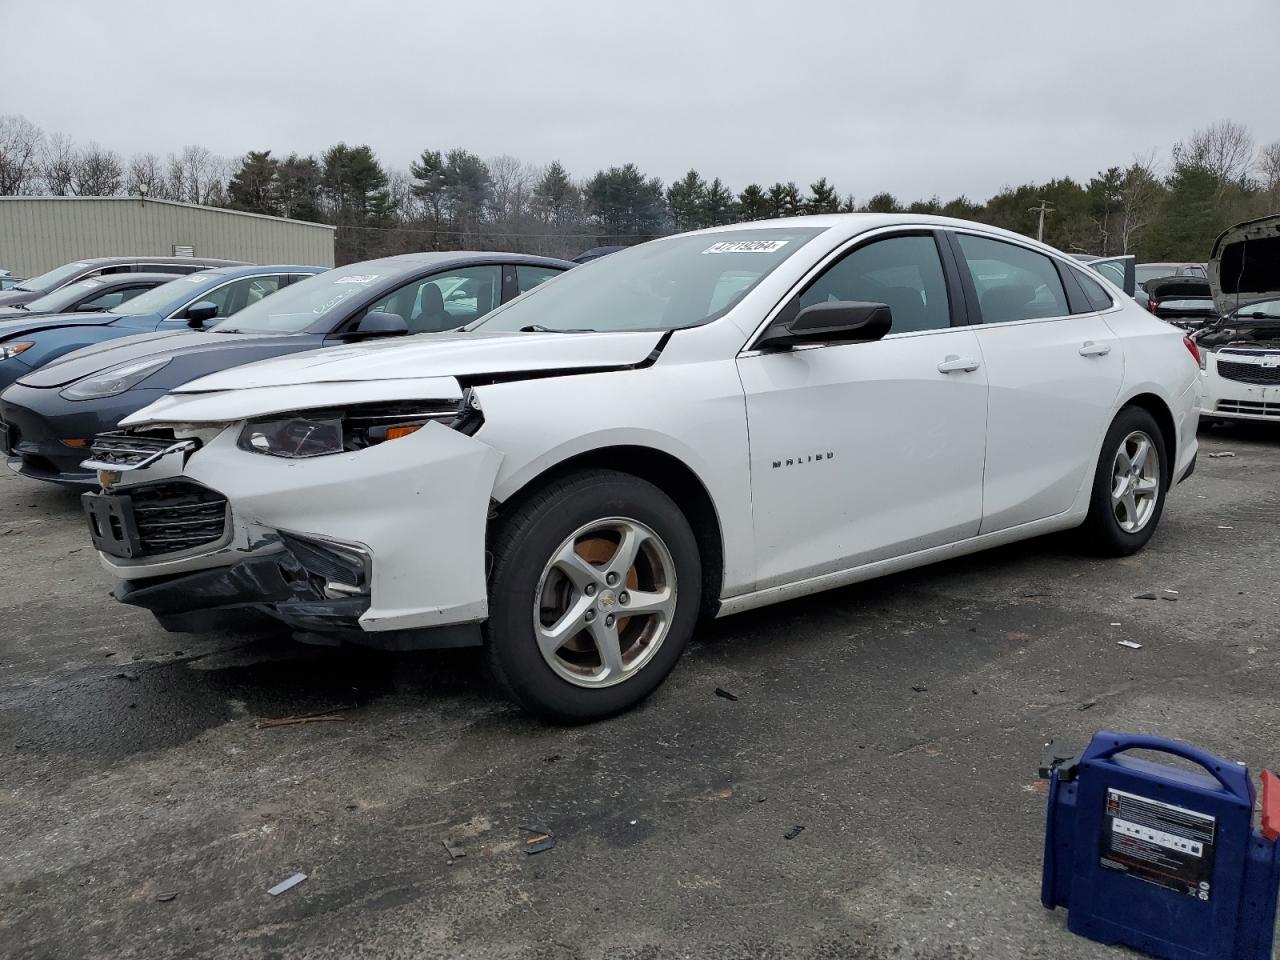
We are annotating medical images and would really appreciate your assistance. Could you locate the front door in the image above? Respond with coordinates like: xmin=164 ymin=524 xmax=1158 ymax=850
xmin=737 ymin=232 xmax=989 ymax=589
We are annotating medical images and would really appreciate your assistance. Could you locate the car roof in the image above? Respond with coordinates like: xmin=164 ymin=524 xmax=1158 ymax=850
xmin=192 ymin=264 xmax=328 ymax=279
xmin=347 ymin=251 xmax=576 ymax=272
xmin=69 ymin=255 xmax=250 ymax=267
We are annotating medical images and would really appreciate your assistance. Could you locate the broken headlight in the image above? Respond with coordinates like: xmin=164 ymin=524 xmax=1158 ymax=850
xmin=237 ymin=392 xmax=482 ymax=459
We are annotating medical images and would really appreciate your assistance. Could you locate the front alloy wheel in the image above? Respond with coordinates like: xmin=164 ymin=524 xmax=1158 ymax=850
xmin=486 ymin=469 xmax=701 ymax=721
xmin=534 ymin=518 xmax=677 ymax=688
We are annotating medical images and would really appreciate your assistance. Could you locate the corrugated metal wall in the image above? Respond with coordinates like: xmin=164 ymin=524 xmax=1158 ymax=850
xmin=0 ymin=198 xmax=335 ymax=276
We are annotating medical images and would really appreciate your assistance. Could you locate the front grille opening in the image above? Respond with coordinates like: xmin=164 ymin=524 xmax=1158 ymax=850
xmin=88 ymin=429 xmax=191 ymax=467
xmin=1217 ymin=361 xmax=1280 ymax=385
xmin=129 ymin=481 xmax=229 ymax=557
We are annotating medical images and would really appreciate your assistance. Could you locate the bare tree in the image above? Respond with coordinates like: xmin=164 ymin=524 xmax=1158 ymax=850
xmin=0 ymin=115 xmax=45 ymax=194
xmin=164 ymin=144 xmax=226 ymax=204
xmin=487 ymin=154 xmax=539 ymax=249
xmin=126 ymin=152 xmax=167 ymax=198
xmin=1257 ymin=141 xmax=1280 ymax=196
xmin=1118 ymin=151 xmax=1161 ymax=253
xmin=72 ymin=142 xmax=124 ymax=196
xmin=1173 ymin=120 xmax=1255 ymax=188
xmin=41 ymin=132 xmax=78 ymax=195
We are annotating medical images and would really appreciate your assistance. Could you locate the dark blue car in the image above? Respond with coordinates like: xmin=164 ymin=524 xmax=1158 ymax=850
xmin=0 ymin=264 xmax=325 ymax=394
xmin=1 ymin=252 xmax=571 ymax=485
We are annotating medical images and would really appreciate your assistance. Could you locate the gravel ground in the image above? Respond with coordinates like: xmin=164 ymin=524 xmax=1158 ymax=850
xmin=1 ymin=423 xmax=1278 ymax=960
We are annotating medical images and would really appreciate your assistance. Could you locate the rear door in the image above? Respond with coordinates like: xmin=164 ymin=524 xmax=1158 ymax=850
xmin=948 ymin=232 xmax=1124 ymax=533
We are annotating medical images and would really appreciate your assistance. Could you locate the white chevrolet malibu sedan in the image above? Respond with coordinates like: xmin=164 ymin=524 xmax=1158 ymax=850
xmin=81 ymin=215 xmax=1201 ymax=720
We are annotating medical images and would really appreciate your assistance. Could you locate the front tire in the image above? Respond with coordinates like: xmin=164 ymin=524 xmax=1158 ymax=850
xmin=485 ymin=469 xmax=702 ymax=722
xmin=1078 ymin=406 xmax=1168 ymax=556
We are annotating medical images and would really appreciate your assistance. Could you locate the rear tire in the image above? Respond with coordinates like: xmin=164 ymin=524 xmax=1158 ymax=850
xmin=485 ymin=469 xmax=701 ymax=722
xmin=1078 ymin=406 xmax=1169 ymax=557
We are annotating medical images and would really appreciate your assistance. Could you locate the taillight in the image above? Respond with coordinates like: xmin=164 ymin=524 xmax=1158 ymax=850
xmin=1148 ymin=298 xmax=1158 ymax=313
xmin=1183 ymin=335 xmax=1201 ymax=367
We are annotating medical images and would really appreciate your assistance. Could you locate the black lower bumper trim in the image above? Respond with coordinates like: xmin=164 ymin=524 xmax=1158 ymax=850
xmin=1178 ymin=451 xmax=1198 ymax=484
xmin=115 ymin=548 xmax=481 ymax=650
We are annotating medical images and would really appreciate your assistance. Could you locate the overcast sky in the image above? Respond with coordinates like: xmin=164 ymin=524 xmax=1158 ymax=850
xmin=5 ymin=0 xmax=1278 ymax=202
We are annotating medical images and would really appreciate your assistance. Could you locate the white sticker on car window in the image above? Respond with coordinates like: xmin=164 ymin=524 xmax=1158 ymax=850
xmin=702 ymin=240 xmax=789 ymax=255
xmin=335 ymin=274 xmax=379 ymax=284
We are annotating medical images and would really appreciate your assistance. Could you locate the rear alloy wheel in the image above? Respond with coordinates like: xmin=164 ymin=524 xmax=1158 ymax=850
xmin=1079 ymin=406 xmax=1169 ymax=556
xmin=486 ymin=470 xmax=701 ymax=721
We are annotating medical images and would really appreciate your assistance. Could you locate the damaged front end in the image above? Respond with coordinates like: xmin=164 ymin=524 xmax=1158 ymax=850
xmin=83 ymin=388 xmax=504 ymax=647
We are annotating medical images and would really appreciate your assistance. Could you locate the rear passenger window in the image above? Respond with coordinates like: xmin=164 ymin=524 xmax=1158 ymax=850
xmin=957 ymin=234 xmax=1070 ymax=323
xmin=1074 ymin=269 xmax=1114 ymax=311
xmin=797 ymin=234 xmax=951 ymax=333
xmin=516 ymin=265 xmax=562 ymax=294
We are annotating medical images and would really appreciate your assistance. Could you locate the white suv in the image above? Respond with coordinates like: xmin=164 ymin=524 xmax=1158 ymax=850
xmin=81 ymin=215 xmax=1201 ymax=720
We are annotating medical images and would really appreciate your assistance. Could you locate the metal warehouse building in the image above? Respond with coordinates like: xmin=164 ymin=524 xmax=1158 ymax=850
xmin=0 ymin=197 xmax=335 ymax=276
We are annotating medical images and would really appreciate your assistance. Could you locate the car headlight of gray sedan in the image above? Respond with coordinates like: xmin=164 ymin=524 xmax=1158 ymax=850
xmin=60 ymin=356 xmax=171 ymax=400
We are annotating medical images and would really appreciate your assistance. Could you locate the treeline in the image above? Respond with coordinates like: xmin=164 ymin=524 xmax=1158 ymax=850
xmin=1 ymin=115 xmax=1277 ymax=265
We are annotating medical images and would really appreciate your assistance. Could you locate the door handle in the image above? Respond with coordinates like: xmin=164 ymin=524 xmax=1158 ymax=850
xmin=937 ymin=354 xmax=981 ymax=374
xmin=1079 ymin=340 xmax=1112 ymax=357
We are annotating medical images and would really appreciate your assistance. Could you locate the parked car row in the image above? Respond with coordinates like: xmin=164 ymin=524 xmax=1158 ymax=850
xmin=0 ymin=214 xmax=1203 ymax=721
xmin=6 ymin=213 xmax=1273 ymax=719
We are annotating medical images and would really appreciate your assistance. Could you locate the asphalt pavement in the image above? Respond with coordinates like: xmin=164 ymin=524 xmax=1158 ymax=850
xmin=2 ymin=423 xmax=1278 ymax=960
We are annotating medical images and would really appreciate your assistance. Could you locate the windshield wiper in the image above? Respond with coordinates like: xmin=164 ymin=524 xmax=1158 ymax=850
xmin=519 ymin=324 xmax=597 ymax=333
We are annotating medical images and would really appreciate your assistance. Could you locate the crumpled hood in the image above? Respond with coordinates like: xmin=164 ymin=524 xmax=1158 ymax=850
xmin=0 ymin=310 xmax=121 ymax=341
xmin=1209 ymin=215 xmax=1280 ymax=315
xmin=173 ymin=329 xmax=666 ymax=392
xmin=18 ymin=329 xmax=303 ymax=388
xmin=121 ymin=329 xmax=666 ymax=427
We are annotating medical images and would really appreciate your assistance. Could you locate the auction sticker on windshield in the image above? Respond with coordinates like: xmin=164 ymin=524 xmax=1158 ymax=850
xmin=702 ymin=240 xmax=790 ymax=254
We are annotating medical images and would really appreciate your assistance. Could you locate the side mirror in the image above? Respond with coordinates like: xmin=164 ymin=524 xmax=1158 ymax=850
xmin=353 ymin=310 xmax=409 ymax=338
xmin=185 ymin=300 xmax=219 ymax=329
xmin=757 ymin=300 xmax=893 ymax=350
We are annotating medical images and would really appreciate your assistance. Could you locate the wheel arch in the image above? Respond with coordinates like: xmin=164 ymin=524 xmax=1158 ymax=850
xmin=490 ymin=444 xmax=726 ymax=618
xmin=1120 ymin=391 xmax=1177 ymax=478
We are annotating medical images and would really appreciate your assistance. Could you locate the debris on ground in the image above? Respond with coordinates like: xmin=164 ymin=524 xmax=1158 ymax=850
xmin=1164 ymin=589 xmax=1178 ymax=595
xmin=1133 ymin=592 xmax=1158 ymax=600
xmin=113 ymin=672 xmax=138 ymax=681
xmin=267 ymin=872 xmax=307 ymax=896
xmin=1110 ymin=622 xmax=1122 ymax=627
xmin=520 ymin=823 xmax=556 ymax=855
xmin=441 ymin=840 xmax=466 ymax=862
xmin=714 ymin=687 xmax=739 ymax=702
xmin=1218 ymin=525 xmax=1235 ymax=530
xmin=255 ymin=710 xmax=347 ymax=729
xmin=784 ymin=825 xmax=805 ymax=840
xmin=1163 ymin=595 xmax=1178 ymax=602
xmin=1007 ymin=631 xmax=1029 ymax=641
xmin=1079 ymin=700 xmax=1097 ymax=711
xmin=1117 ymin=640 xmax=1143 ymax=650
xmin=1208 ymin=451 xmax=1236 ymax=458
xmin=911 ymin=684 xmax=928 ymax=693
xmin=716 ymin=789 xmax=734 ymax=800
xmin=154 ymin=892 xmax=178 ymax=903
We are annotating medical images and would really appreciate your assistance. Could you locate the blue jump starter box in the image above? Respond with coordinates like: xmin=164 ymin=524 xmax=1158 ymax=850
xmin=1040 ymin=731 xmax=1280 ymax=960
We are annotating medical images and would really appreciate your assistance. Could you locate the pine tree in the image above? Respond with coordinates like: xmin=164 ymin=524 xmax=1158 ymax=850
xmin=805 ymin=177 xmax=839 ymax=214
xmin=699 ymin=177 xmax=737 ymax=226
xmin=737 ymin=184 xmax=770 ymax=221
xmin=665 ymin=169 xmax=706 ymax=231
xmin=227 ymin=150 xmax=281 ymax=216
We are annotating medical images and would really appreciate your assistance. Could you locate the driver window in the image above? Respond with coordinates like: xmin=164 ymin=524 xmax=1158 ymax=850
xmin=367 ymin=265 xmax=501 ymax=333
xmin=797 ymin=234 xmax=951 ymax=333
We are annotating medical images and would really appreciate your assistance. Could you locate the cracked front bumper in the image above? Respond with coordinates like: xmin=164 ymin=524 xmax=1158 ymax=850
xmin=95 ymin=420 xmax=503 ymax=638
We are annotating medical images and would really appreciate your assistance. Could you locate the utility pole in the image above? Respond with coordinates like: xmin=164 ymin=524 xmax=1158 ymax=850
xmin=1028 ymin=199 xmax=1054 ymax=242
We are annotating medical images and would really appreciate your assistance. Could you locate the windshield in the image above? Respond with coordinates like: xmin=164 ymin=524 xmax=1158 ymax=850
xmin=1233 ymin=298 xmax=1280 ymax=319
xmin=14 ymin=261 xmax=92 ymax=294
xmin=215 ymin=261 xmax=410 ymax=333
xmin=472 ymin=228 xmax=825 ymax=333
xmin=107 ymin=272 xmax=217 ymax=316
xmin=23 ymin=277 xmax=110 ymax=312
xmin=1136 ymin=265 xmax=1178 ymax=285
